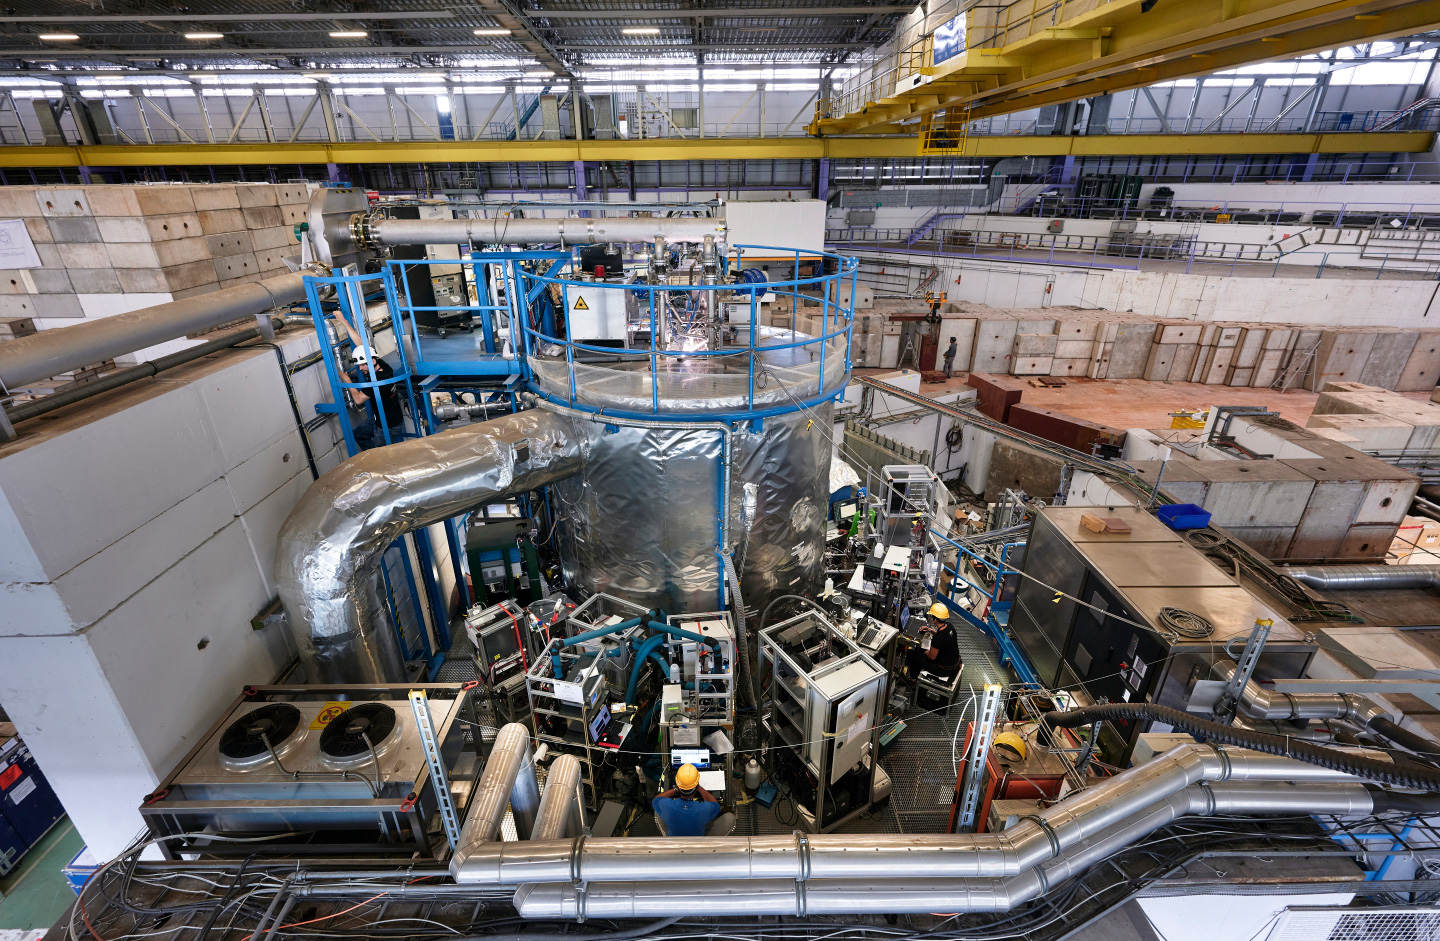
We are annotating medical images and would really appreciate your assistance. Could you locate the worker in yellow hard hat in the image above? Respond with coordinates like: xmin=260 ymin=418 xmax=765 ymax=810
xmin=652 ymin=763 xmax=735 ymax=836
xmin=903 ymin=602 xmax=962 ymax=682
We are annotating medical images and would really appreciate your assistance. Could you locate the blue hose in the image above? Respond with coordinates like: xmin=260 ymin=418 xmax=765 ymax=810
xmin=626 ymin=634 xmax=669 ymax=704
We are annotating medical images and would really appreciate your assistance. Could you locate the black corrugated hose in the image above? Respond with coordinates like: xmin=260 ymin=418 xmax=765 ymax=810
xmin=1369 ymin=716 xmax=1440 ymax=761
xmin=1042 ymin=704 xmax=1440 ymax=792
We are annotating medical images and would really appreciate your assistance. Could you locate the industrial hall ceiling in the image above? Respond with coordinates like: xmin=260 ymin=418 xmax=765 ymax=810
xmin=0 ymin=2 xmax=920 ymax=75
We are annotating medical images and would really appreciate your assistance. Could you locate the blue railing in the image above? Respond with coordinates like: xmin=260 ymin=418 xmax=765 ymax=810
xmin=515 ymin=243 xmax=861 ymax=422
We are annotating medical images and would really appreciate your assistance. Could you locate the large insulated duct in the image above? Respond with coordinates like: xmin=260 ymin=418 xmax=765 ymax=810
xmin=354 ymin=214 xmax=725 ymax=249
xmin=0 ymin=269 xmax=313 ymax=391
xmin=1285 ymin=564 xmax=1440 ymax=591
xmin=275 ymin=409 xmax=581 ymax=683
xmin=510 ymin=780 xmax=1374 ymax=918
xmin=451 ymin=742 xmax=1360 ymax=886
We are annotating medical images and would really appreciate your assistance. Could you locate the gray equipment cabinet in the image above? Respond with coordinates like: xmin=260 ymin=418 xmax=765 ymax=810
xmin=760 ymin=611 xmax=888 ymax=832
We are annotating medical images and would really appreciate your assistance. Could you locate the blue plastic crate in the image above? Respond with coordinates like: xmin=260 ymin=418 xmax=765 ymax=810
xmin=64 ymin=845 xmax=101 ymax=895
xmin=1157 ymin=503 xmax=1212 ymax=531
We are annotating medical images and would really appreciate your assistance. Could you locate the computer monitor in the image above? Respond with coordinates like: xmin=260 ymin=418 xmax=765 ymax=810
xmin=836 ymin=500 xmax=857 ymax=521
xmin=588 ymin=706 xmax=610 ymax=744
xmin=671 ymin=747 xmax=711 ymax=769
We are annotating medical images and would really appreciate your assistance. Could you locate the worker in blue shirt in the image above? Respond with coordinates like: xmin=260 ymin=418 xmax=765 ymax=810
xmin=652 ymin=763 xmax=735 ymax=836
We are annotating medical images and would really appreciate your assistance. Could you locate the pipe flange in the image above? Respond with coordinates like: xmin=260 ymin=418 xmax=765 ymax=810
xmin=793 ymin=878 xmax=807 ymax=918
xmin=569 ymin=833 xmax=587 ymax=885
xmin=351 ymin=212 xmax=379 ymax=250
xmin=793 ymin=830 xmax=812 ymax=882
xmin=1196 ymin=780 xmax=1217 ymax=815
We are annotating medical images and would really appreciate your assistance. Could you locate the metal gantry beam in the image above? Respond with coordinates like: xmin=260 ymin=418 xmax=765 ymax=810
xmin=0 ymin=130 xmax=1427 ymax=168
xmin=815 ymin=0 xmax=1440 ymax=134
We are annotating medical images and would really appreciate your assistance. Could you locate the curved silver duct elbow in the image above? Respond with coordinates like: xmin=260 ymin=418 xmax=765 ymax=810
xmin=1285 ymin=564 xmax=1440 ymax=592
xmin=448 ymin=723 xmax=541 ymax=885
xmin=275 ymin=408 xmax=582 ymax=683
xmin=1214 ymin=662 xmax=1390 ymax=725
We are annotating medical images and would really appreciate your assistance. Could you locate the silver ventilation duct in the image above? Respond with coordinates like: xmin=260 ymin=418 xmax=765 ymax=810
xmin=1285 ymin=564 xmax=1440 ymax=591
xmin=1215 ymin=661 xmax=1389 ymax=723
xmin=531 ymin=754 xmax=583 ymax=842
xmin=456 ymin=723 xmax=541 ymax=856
xmin=451 ymin=743 xmax=1361 ymax=888
xmin=0 ymin=269 xmax=314 ymax=392
xmin=512 ymin=781 xmax=1372 ymax=918
xmin=275 ymin=409 xmax=583 ymax=683
xmin=353 ymin=214 xmax=725 ymax=250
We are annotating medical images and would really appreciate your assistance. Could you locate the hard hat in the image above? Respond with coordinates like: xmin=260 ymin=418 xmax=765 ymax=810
xmin=927 ymin=602 xmax=950 ymax=621
xmin=675 ymin=763 xmax=700 ymax=792
xmin=993 ymin=730 xmax=1028 ymax=763
xmin=351 ymin=347 xmax=372 ymax=364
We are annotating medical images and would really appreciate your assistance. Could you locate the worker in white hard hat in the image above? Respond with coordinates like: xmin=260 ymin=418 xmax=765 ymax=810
xmin=346 ymin=346 xmax=404 ymax=450
xmin=652 ymin=762 xmax=735 ymax=837
xmin=903 ymin=602 xmax=962 ymax=682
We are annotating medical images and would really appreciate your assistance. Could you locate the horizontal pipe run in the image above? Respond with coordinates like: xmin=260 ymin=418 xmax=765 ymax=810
xmin=4 ymin=318 xmax=283 ymax=425
xmin=1285 ymin=564 xmax=1440 ymax=591
xmin=361 ymin=215 xmax=726 ymax=248
xmin=511 ymin=781 xmax=1374 ymax=919
xmin=451 ymin=744 xmax=1360 ymax=886
xmin=0 ymin=270 xmax=312 ymax=390
xmin=1215 ymin=661 xmax=1389 ymax=724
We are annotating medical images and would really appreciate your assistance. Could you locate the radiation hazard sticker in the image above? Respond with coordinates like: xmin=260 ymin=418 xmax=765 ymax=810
xmin=309 ymin=701 xmax=349 ymax=729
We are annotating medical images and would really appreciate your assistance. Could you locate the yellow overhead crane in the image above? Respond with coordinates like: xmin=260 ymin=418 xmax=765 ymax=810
xmin=810 ymin=0 xmax=1440 ymax=140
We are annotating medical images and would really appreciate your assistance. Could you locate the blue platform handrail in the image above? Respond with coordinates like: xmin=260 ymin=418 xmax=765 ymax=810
xmin=515 ymin=243 xmax=860 ymax=422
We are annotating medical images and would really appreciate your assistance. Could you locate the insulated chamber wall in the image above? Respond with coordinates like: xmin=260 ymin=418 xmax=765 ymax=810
xmin=520 ymin=246 xmax=856 ymax=618
xmin=550 ymin=403 xmax=833 ymax=615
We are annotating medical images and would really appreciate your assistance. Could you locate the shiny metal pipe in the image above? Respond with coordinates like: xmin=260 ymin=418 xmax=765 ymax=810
xmin=1285 ymin=564 xmax=1440 ymax=591
xmin=449 ymin=723 xmax=538 ymax=884
xmin=531 ymin=754 xmax=582 ymax=842
xmin=275 ymin=408 xmax=582 ymax=683
xmin=1215 ymin=662 xmax=1390 ymax=724
xmin=510 ymin=782 xmax=1374 ymax=918
xmin=451 ymin=744 xmax=1361 ymax=886
xmin=359 ymin=214 xmax=725 ymax=249
xmin=0 ymin=270 xmax=311 ymax=390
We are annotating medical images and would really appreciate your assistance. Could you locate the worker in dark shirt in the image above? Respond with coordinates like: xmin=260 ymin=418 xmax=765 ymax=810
xmin=904 ymin=602 xmax=962 ymax=682
xmin=347 ymin=348 xmax=405 ymax=451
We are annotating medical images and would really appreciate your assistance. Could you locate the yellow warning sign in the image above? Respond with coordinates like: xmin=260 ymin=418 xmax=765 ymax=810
xmin=572 ymin=295 xmax=589 ymax=310
xmin=309 ymin=701 xmax=349 ymax=729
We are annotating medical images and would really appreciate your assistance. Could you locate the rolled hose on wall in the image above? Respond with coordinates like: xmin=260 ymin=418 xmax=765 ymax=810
xmin=1042 ymin=704 xmax=1440 ymax=792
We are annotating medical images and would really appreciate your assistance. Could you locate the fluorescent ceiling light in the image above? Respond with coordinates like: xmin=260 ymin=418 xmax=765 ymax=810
xmin=623 ymin=27 xmax=661 ymax=35
xmin=302 ymin=72 xmax=332 ymax=78
xmin=525 ymin=70 xmax=554 ymax=77
xmin=474 ymin=28 xmax=511 ymax=36
xmin=185 ymin=32 xmax=224 ymax=40
xmin=329 ymin=30 xmax=367 ymax=38
xmin=38 ymin=33 xmax=80 ymax=41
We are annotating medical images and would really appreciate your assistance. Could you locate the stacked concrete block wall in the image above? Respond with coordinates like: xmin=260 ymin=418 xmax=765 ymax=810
xmin=0 ymin=324 xmax=344 ymax=859
xmin=0 ymin=183 xmax=309 ymax=374
xmin=1309 ymin=381 xmax=1440 ymax=452
xmin=859 ymin=299 xmax=1440 ymax=394
xmin=1128 ymin=411 xmax=1419 ymax=562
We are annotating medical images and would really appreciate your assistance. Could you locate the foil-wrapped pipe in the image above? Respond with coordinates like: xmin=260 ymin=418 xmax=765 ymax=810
xmin=275 ymin=409 xmax=582 ymax=683
xmin=450 ymin=723 xmax=539 ymax=885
